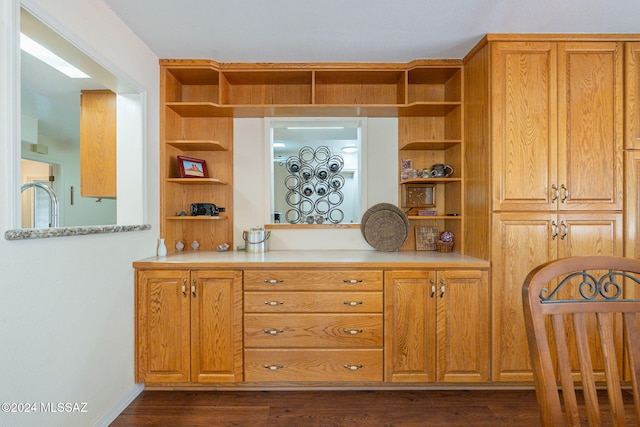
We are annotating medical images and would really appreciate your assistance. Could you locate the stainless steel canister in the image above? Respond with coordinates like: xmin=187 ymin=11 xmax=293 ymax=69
xmin=242 ymin=227 xmax=271 ymax=253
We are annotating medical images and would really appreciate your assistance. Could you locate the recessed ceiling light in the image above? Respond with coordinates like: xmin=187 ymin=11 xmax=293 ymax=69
xmin=342 ymin=146 xmax=358 ymax=153
xmin=273 ymin=142 xmax=286 ymax=148
xmin=20 ymin=33 xmax=89 ymax=79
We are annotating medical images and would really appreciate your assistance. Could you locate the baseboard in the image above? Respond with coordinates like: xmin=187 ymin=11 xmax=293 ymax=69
xmin=92 ymin=383 xmax=144 ymax=427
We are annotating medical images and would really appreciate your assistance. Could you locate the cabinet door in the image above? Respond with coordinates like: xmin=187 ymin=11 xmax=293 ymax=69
xmin=625 ymin=151 xmax=640 ymax=259
xmin=557 ymin=212 xmax=623 ymax=259
xmin=80 ymin=90 xmax=117 ymax=198
xmin=626 ymin=42 xmax=640 ymax=149
xmin=136 ymin=269 xmax=191 ymax=383
xmin=491 ymin=42 xmax=558 ymax=211
xmin=556 ymin=212 xmax=624 ymax=380
xmin=491 ymin=212 xmax=557 ymax=382
xmin=384 ymin=270 xmax=436 ymax=382
xmin=436 ymin=270 xmax=489 ymax=382
xmin=191 ymin=270 xmax=243 ymax=383
xmin=557 ymin=42 xmax=623 ymax=211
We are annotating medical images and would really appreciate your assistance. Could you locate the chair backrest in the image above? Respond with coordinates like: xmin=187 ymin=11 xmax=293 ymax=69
xmin=523 ymin=256 xmax=640 ymax=426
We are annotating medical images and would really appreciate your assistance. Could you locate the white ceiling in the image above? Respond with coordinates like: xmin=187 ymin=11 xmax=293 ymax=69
xmin=102 ymin=0 xmax=640 ymax=63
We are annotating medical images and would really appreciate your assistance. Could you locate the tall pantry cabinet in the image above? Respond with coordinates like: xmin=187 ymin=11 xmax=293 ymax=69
xmin=464 ymin=36 xmax=625 ymax=382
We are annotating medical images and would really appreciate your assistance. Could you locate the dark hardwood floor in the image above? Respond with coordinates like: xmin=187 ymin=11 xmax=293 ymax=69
xmin=110 ymin=389 xmax=544 ymax=426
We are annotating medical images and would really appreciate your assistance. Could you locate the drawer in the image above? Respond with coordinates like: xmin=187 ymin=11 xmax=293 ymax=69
xmin=244 ymin=270 xmax=383 ymax=291
xmin=244 ymin=349 xmax=383 ymax=382
xmin=244 ymin=314 xmax=383 ymax=347
xmin=244 ymin=291 xmax=383 ymax=313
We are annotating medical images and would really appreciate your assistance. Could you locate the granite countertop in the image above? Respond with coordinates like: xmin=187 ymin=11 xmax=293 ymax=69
xmin=5 ymin=224 xmax=151 ymax=240
xmin=133 ymin=249 xmax=490 ymax=269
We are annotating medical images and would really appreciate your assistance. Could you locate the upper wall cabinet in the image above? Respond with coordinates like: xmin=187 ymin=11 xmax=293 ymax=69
xmin=80 ymin=90 xmax=117 ymax=198
xmin=491 ymin=41 xmax=623 ymax=212
xmin=626 ymin=42 xmax=640 ymax=149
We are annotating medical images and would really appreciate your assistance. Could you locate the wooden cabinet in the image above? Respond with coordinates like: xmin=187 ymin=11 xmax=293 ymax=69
xmin=491 ymin=211 xmax=623 ymax=382
xmin=465 ymin=36 xmax=626 ymax=383
xmin=384 ymin=269 xmax=489 ymax=383
xmin=626 ymin=42 xmax=640 ymax=149
xmin=80 ymin=90 xmax=116 ymax=198
xmin=136 ymin=269 xmax=242 ymax=384
xmin=243 ymin=269 xmax=384 ymax=382
xmin=399 ymin=66 xmax=465 ymax=251
xmin=491 ymin=41 xmax=623 ymax=212
xmin=161 ymin=62 xmax=233 ymax=252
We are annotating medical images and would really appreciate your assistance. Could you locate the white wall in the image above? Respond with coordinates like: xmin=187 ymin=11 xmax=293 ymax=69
xmin=234 ymin=117 xmax=398 ymax=250
xmin=0 ymin=1 xmax=159 ymax=426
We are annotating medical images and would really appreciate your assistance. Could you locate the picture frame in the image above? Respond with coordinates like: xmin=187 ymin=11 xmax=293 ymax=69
xmin=402 ymin=183 xmax=435 ymax=208
xmin=177 ymin=156 xmax=208 ymax=178
xmin=415 ymin=227 xmax=438 ymax=251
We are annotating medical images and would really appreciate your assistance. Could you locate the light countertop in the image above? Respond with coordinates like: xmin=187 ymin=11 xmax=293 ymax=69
xmin=133 ymin=249 xmax=490 ymax=269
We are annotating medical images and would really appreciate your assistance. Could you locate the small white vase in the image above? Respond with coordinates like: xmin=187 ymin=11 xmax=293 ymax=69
xmin=157 ymin=238 xmax=167 ymax=257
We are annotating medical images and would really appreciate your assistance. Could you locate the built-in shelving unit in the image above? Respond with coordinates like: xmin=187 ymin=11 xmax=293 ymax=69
xmin=398 ymin=65 xmax=464 ymax=251
xmin=160 ymin=59 xmax=465 ymax=253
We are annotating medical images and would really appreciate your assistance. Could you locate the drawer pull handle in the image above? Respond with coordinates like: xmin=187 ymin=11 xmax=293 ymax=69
xmin=343 ymin=328 xmax=363 ymax=335
xmin=343 ymin=279 xmax=363 ymax=284
xmin=264 ymin=301 xmax=284 ymax=306
xmin=343 ymin=301 xmax=363 ymax=306
xmin=343 ymin=364 xmax=363 ymax=371
xmin=263 ymin=328 xmax=285 ymax=335
xmin=264 ymin=279 xmax=284 ymax=284
xmin=263 ymin=364 xmax=284 ymax=371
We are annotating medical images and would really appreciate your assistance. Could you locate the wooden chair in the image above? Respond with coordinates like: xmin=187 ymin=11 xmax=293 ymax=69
xmin=522 ymin=256 xmax=640 ymax=426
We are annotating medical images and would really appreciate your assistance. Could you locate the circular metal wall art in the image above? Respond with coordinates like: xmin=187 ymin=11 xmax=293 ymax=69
xmin=283 ymin=145 xmax=346 ymax=224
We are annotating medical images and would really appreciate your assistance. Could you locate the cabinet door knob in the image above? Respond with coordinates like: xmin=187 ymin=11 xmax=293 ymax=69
xmin=560 ymin=220 xmax=568 ymax=240
xmin=342 ymin=328 xmax=363 ymax=335
xmin=263 ymin=364 xmax=284 ymax=371
xmin=430 ymin=278 xmax=436 ymax=297
xmin=551 ymin=184 xmax=559 ymax=202
xmin=264 ymin=301 xmax=284 ymax=306
xmin=343 ymin=364 xmax=363 ymax=371
xmin=191 ymin=278 xmax=197 ymax=297
xmin=263 ymin=328 xmax=285 ymax=335
xmin=343 ymin=301 xmax=363 ymax=306
xmin=551 ymin=220 xmax=559 ymax=240
xmin=439 ymin=278 xmax=445 ymax=298
xmin=561 ymin=184 xmax=569 ymax=203
xmin=343 ymin=279 xmax=363 ymax=284
xmin=181 ymin=278 xmax=187 ymax=297
xmin=264 ymin=279 xmax=284 ymax=284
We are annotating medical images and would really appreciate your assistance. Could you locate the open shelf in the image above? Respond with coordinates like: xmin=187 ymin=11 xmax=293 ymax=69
xmin=314 ymin=70 xmax=406 ymax=105
xmin=165 ymin=178 xmax=228 ymax=185
xmin=166 ymin=102 xmax=233 ymax=117
xmin=165 ymin=216 xmax=228 ymax=220
xmin=401 ymin=178 xmax=462 ymax=184
xmin=220 ymin=70 xmax=313 ymax=105
xmin=400 ymin=139 xmax=462 ymax=150
xmin=166 ymin=140 xmax=227 ymax=151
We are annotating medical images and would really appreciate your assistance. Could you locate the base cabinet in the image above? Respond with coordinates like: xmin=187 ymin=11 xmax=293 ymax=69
xmin=243 ymin=269 xmax=384 ymax=382
xmin=384 ymin=269 xmax=489 ymax=383
xmin=136 ymin=269 xmax=243 ymax=384
xmin=135 ymin=265 xmax=491 ymax=386
xmin=491 ymin=212 xmax=623 ymax=382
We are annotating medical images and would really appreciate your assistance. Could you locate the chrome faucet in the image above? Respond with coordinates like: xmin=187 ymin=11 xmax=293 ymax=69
xmin=21 ymin=181 xmax=59 ymax=228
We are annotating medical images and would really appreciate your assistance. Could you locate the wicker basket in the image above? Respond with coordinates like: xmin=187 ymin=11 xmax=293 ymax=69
xmin=436 ymin=240 xmax=454 ymax=253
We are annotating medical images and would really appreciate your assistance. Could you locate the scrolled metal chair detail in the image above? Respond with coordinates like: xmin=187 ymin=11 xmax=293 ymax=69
xmin=539 ymin=269 xmax=640 ymax=303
